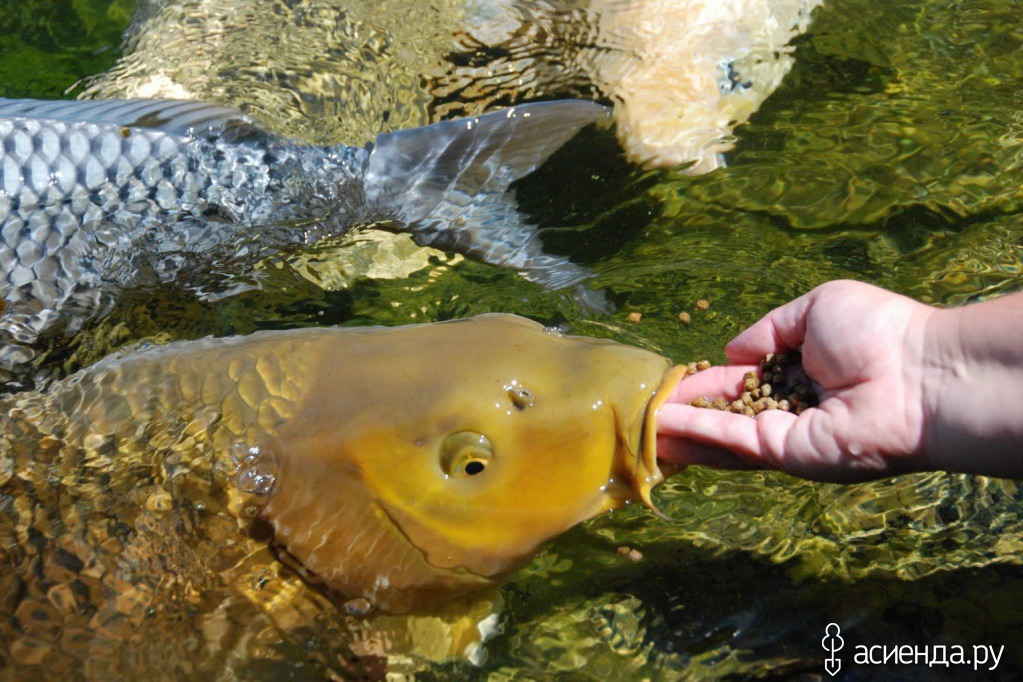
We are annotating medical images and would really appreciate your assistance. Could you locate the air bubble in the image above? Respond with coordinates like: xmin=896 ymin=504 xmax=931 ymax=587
xmin=229 ymin=442 xmax=278 ymax=497
xmin=235 ymin=461 xmax=277 ymax=496
xmin=229 ymin=441 xmax=260 ymax=464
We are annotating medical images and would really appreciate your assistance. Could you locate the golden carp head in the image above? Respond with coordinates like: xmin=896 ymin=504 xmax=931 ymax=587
xmin=257 ymin=314 xmax=677 ymax=613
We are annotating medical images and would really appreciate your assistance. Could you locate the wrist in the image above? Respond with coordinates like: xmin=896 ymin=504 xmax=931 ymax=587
xmin=918 ymin=305 xmax=964 ymax=472
xmin=920 ymin=295 xmax=1023 ymax=476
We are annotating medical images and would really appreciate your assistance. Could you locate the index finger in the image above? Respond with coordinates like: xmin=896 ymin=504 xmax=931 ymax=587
xmin=725 ymin=289 xmax=815 ymax=363
xmin=662 ymin=365 xmax=759 ymax=404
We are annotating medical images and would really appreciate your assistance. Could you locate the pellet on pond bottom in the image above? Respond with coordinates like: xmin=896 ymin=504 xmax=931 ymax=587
xmin=344 ymin=598 xmax=373 ymax=616
xmin=617 ymin=546 xmax=643 ymax=562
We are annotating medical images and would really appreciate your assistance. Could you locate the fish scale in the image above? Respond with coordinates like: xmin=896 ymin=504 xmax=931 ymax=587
xmin=0 ymin=97 xmax=609 ymax=391
xmin=0 ymin=114 xmax=361 ymax=251
xmin=0 ymin=105 xmax=367 ymax=386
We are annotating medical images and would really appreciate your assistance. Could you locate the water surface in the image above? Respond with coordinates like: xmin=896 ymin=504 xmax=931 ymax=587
xmin=3 ymin=0 xmax=1023 ymax=678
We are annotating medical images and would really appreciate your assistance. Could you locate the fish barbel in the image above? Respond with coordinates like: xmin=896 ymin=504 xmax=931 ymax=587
xmin=0 ymin=314 xmax=681 ymax=674
xmin=0 ymin=98 xmax=608 ymax=390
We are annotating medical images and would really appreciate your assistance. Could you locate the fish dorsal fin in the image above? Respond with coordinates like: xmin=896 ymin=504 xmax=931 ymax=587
xmin=0 ymin=97 xmax=266 ymax=139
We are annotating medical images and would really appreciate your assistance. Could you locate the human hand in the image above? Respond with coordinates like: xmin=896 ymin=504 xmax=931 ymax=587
xmin=657 ymin=280 xmax=938 ymax=482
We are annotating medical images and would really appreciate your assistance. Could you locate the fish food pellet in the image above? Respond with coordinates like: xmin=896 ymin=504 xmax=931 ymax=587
xmin=343 ymin=598 xmax=373 ymax=617
xmin=678 ymin=311 xmax=691 ymax=324
xmin=686 ymin=350 xmax=817 ymax=417
xmin=627 ymin=312 xmax=642 ymax=323
xmin=617 ymin=546 xmax=644 ymax=562
xmin=696 ymin=299 xmax=710 ymax=311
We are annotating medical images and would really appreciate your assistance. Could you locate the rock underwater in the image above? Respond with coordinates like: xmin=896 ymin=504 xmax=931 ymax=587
xmin=0 ymin=313 xmax=686 ymax=677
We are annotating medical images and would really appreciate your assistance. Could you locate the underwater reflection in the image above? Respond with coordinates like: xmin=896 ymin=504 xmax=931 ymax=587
xmin=82 ymin=0 xmax=821 ymax=170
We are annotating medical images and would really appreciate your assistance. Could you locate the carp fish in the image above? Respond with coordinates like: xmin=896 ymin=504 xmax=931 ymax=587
xmin=0 ymin=97 xmax=608 ymax=390
xmin=0 ymin=314 xmax=683 ymax=675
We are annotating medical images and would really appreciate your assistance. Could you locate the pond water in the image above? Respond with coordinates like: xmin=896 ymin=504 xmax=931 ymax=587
xmin=2 ymin=0 xmax=1023 ymax=678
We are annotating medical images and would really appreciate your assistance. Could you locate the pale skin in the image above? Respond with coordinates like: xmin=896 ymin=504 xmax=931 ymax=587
xmin=657 ymin=279 xmax=1023 ymax=482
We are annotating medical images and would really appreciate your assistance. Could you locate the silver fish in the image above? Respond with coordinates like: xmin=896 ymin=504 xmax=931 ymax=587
xmin=0 ymin=97 xmax=608 ymax=390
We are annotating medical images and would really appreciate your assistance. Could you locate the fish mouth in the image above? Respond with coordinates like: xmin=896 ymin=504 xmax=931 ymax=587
xmin=616 ymin=364 xmax=690 ymax=517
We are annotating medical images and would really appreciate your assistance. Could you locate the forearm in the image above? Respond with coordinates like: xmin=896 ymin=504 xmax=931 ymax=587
xmin=922 ymin=292 xmax=1023 ymax=477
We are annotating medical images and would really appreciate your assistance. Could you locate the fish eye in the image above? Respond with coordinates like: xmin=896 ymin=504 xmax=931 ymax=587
xmin=440 ymin=431 xmax=493 ymax=479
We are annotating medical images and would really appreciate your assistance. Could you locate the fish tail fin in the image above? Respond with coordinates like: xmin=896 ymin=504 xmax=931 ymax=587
xmin=364 ymin=100 xmax=611 ymax=309
xmin=364 ymin=100 xmax=609 ymax=208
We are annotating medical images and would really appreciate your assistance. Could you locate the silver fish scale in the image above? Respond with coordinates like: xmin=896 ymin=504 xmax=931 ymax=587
xmin=1 ymin=119 xmax=182 ymax=300
xmin=0 ymin=113 xmax=367 ymax=387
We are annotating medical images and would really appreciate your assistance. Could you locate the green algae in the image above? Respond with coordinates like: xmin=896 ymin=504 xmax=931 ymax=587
xmin=0 ymin=0 xmax=132 ymax=98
